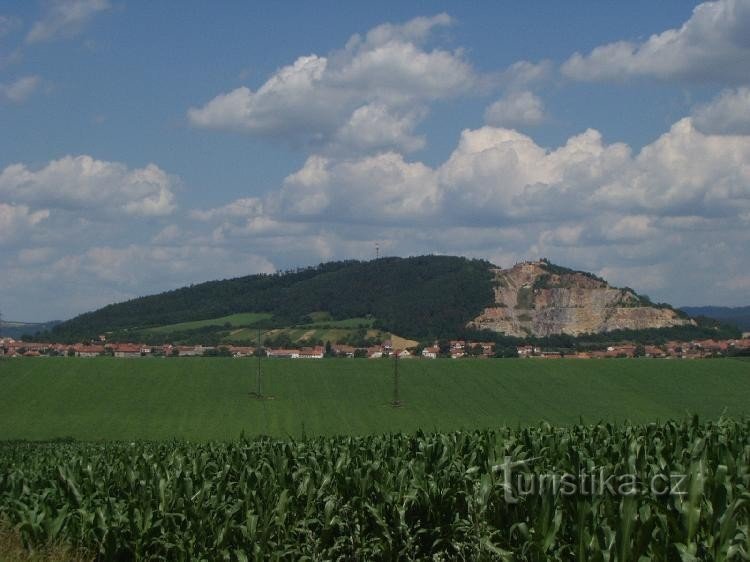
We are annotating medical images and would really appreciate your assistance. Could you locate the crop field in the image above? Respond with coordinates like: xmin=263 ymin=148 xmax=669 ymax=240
xmin=1 ymin=419 xmax=748 ymax=560
xmin=0 ymin=358 xmax=748 ymax=441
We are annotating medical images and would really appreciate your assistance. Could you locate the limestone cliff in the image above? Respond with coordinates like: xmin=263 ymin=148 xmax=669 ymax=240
xmin=469 ymin=260 xmax=694 ymax=337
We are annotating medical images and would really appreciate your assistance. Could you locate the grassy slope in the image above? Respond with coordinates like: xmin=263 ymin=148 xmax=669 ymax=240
xmin=0 ymin=358 xmax=748 ymax=441
xmin=142 ymin=312 xmax=272 ymax=333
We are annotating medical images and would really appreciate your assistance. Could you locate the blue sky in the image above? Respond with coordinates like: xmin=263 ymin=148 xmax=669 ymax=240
xmin=1 ymin=0 xmax=750 ymax=321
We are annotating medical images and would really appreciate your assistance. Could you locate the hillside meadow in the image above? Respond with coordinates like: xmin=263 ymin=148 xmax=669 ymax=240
xmin=0 ymin=357 xmax=748 ymax=441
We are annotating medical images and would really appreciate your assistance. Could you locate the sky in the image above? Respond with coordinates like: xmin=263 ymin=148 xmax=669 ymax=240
xmin=1 ymin=0 xmax=750 ymax=322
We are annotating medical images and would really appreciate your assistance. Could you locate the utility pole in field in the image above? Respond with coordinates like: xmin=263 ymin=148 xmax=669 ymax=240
xmin=392 ymin=351 xmax=401 ymax=407
xmin=251 ymin=325 xmax=265 ymax=399
xmin=256 ymin=325 xmax=262 ymax=397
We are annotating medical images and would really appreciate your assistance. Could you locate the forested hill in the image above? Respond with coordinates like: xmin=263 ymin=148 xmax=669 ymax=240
xmin=48 ymin=256 xmax=495 ymax=341
xmin=680 ymin=306 xmax=750 ymax=331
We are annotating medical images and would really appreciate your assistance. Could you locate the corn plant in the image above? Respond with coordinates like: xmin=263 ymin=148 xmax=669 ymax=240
xmin=1 ymin=418 xmax=748 ymax=560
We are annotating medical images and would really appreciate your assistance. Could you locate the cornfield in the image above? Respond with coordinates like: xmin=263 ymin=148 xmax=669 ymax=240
xmin=1 ymin=418 xmax=748 ymax=560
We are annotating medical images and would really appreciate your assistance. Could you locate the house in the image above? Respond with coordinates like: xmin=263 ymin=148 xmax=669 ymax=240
xmin=299 ymin=346 xmax=324 ymax=359
xmin=517 ymin=345 xmax=540 ymax=357
xmin=394 ymin=349 xmax=413 ymax=359
xmin=367 ymin=347 xmax=383 ymax=359
xmin=112 ymin=343 xmax=142 ymax=358
xmin=645 ymin=345 xmax=666 ymax=358
xmin=333 ymin=344 xmax=356 ymax=357
xmin=176 ymin=346 xmax=201 ymax=357
xmin=421 ymin=346 xmax=439 ymax=359
xmin=450 ymin=340 xmax=466 ymax=352
xmin=267 ymin=349 xmax=299 ymax=359
xmin=228 ymin=346 xmax=255 ymax=357
xmin=75 ymin=344 xmax=105 ymax=357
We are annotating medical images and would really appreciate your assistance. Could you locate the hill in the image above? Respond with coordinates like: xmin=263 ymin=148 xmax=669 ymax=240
xmin=45 ymin=255 xmax=736 ymax=343
xmin=49 ymin=256 xmax=495 ymax=342
xmin=681 ymin=306 xmax=750 ymax=331
xmin=0 ymin=320 xmax=61 ymax=340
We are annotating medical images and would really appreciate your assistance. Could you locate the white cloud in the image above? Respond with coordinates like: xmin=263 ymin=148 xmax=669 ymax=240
xmin=484 ymin=91 xmax=545 ymax=127
xmin=26 ymin=0 xmax=110 ymax=43
xmin=200 ymin=111 xmax=750 ymax=233
xmin=499 ymin=60 xmax=553 ymax=90
xmin=188 ymin=14 xmax=475 ymax=153
xmin=329 ymin=104 xmax=426 ymax=154
xmin=562 ymin=0 xmax=750 ymax=83
xmin=0 ymin=203 xmax=49 ymax=243
xmin=591 ymin=118 xmax=750 ymax=215
xmin=190 ymin=197 xmax=265 ymax=221
xmin=0 ymin=155 xmax=177 ymax=217
xmin=692 ymin=86 xmax=750 ymax=134
xmin=74 ymin=244 xmax=274 ymax=285
xmin=0 ymin=75 xmax=41 ymax=103
xmin=278 ymin=152 xmax=439 ymax=222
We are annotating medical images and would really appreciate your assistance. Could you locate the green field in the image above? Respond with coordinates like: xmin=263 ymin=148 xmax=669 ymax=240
xmin=142 ymin=312 xmax=272 ymax=333
xmin=1 ymin=358 xmax=748 ymax=441
xmin=139 ymin=311 xmax=385 ymax=345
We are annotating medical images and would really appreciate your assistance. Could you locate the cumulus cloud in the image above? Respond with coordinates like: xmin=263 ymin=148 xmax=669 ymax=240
xmin=329 ymin=104 xmax=426 ymax=155
xmin=188 ymin=14 xmax=475 ymax=153
xmin=26 ymin=0 xmax=110 ymax=43
xmin=692 ymin=86 xmax=750 ymax=134
xmin=0 ymin=75 xmax=41 ymax=103
xmin=591 ymin=118 xmax=750 ymax=216
xmin=0 ymin=155 xmax=177 ymax=217
xmin=562 ymin=0 xmax=750 ymax=83
xmin=0 ymin=203 xmax=49 ymax=243
xmin=200 ymin=112 xmax=750 ymax=231
xmin=484 ymin=91 xmax=545 ymax=127
xmin=278 ymin=153 xmax=438 ymax=223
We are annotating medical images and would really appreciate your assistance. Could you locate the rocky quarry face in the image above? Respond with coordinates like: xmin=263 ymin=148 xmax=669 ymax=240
xmin=469 ymin=261 xmax=694 ymax=337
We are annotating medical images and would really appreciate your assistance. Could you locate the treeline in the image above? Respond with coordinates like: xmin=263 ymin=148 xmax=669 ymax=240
xmin=42 ymin=256 xmax=495 ymax=342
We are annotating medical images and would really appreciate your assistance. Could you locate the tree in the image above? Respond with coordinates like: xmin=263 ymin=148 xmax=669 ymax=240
xmin=324 ymin=340 xmax=334 ymax=358
xmin=438 ymin=339 xmax=451 ymax=357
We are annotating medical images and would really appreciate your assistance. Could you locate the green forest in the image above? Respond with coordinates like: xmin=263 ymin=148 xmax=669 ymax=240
xmin=45 ymin=256 xmax=496 ymax=342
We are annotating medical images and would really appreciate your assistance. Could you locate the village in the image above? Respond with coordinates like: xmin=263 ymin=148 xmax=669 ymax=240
xmin=2 ymin=336 xmax=749 ymax=360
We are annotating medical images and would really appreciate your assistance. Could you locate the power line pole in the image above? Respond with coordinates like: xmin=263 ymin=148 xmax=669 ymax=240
xmin=392 ymin=351 xmax=401 ymax=407
xmin=255 ymin=325 xmax=263 ymax=398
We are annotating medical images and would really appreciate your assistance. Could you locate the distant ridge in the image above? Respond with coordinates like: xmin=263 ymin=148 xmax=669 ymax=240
xmin=0 ymin=320 xmax=61 ymax=339
xmin=681 ymin=306 xmax=750 ymax=331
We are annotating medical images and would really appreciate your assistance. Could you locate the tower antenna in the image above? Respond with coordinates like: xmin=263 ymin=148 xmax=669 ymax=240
xmin=375 ymin=242 xmax=380 ymax=260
